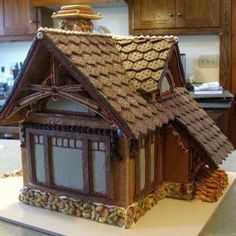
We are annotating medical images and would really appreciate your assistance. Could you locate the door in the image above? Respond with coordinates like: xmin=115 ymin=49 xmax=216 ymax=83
xmin=176 ymin=0 xmax=220 ymax=28
xmin=0 ymin=0 xmax=37 ymax=36
xmin=132 ymin=0 xmax=176 ymax=29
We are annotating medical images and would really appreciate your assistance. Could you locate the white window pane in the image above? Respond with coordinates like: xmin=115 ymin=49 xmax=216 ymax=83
xmin=34 ymin=135 xmax=38 ymax=144
xmin=150 ymin=143 xmax=155 ymax=183
xmin=51 ymin=137 xmax=56 ymax=146
xmin=92 ymin=149 xmax=106 ymax=194
xmin=46 ymin=96 xmax=89 ymax=113
xmin=63 ymin=138 xmax=68 ymax=147
xmin=35 ymin=144 xmax=46 ymax=183
xmin=92 ymin=142 xmax=98 ymax=150
xmin=39 ymin=135 xmax=44 ymax=144
xmin=99 ymin=142 xmax=105 ymax=151
xmin=140 ymin=147 xmax=145 ymax=190
xmin=76 ymin=140 xmax=82 ymax=148
xmin=57 ymin=138 xmax=62 ymax=146
xmin=69 ymin=139 xmax=75 ymax=148
xmin=52 ymin=146 xmax=84 ymax=190
xmin=160 ymin=76 xmax=171 ymax=93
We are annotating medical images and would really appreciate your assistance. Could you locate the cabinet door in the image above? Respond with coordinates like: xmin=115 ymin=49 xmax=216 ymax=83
xmin=0 ymin=0 xmax=37 ymax=36
xmin=131 ymin=0 xmax=176 ymax=30
xmin=206 ymin=109 xmax=231 ymax=138
xmin=176 ymin=0 xmax=220 ymax=28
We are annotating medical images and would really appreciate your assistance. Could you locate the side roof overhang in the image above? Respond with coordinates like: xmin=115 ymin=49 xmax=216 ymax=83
xmin=161 ymin=87 xmax=234 ymax=167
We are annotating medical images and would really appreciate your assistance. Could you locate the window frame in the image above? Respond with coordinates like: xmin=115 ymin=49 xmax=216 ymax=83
xmin=26 ymin=128 xmax=112 ymax=199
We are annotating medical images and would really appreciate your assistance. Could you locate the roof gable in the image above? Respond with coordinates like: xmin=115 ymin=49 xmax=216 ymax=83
xmin=39 ymin=29 xmax=174 ymax=137
xmin=0 ymin=28 xmax=173 ymax=138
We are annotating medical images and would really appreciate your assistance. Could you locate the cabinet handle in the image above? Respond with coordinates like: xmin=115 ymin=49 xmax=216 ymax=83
xmin=177 ymin=12 xmax=182 ymax=17
xmin=168 ymin=12 xmax=174 ymax=17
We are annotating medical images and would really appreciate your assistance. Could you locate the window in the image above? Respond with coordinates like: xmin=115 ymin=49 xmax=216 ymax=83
xmin=136 ymin=133 xmax=159 ymax=196
xmin=52 ymin=137 xmax=84 ymax=190
xmin=139 ymin=139 xmax=146 ymax=191
xmin=91 ymin=141 xmax=106 ymax=194
xmin=160 ymin=76 xmax=171 ymax=93
xmin=46 ymin=96 xmax=95 ymax=116
xmin=158 ymin=71 xmax=174 ymax=97
xmin=33 ymin=135 xmax=45 ymax=183
xmin=28 ymin=130 xmax=111 ymax=198
xmin=150 ymin=134 xmax=156 ymax=184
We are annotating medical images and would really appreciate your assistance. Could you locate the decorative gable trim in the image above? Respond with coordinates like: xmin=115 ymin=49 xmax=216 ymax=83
xmin=40 ymin=35 xmax=135 ymax=138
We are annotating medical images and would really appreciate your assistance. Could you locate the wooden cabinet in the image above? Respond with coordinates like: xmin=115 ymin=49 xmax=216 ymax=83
xmin=176 ymin=0 xmax=220 ymax=28
xmin=0 ymin=0 xmax=53 ymax=41
xmin=132 ymin=0 xmax=176 ymax=30
xmin=130 ymin=0 xmax=221 ymax=34
xmin=206 ymin=109 xmax=231 ymax=138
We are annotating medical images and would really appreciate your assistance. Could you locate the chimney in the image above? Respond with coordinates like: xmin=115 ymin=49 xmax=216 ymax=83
xmin=52 ymin=5 xmax=102 ymax=32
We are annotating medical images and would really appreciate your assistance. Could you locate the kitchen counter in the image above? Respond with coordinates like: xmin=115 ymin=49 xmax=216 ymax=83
xmin=190 ymin=90 xmax=233 ymax=140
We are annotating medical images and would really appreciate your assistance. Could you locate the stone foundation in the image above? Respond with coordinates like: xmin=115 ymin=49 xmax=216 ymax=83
xmin=19 ymin=184 xmax=167 ymax=229
xmin=165 ymin=182 xmax=194 ymax=200
xmin=19 ymin=182 xmax=194 ymax=228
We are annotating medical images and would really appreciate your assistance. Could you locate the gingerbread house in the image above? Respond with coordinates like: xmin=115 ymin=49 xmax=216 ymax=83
xmin=0 ymin=27 xmax=233 ymax=228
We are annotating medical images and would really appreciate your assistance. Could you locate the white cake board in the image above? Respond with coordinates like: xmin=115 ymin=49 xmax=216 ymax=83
xmin=0 ymin=173 xmax=235 ymax=236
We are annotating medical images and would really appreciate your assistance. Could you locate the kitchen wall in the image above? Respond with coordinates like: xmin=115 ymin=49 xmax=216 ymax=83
xmin=0 ymin=41 xmax=32 ymax=78
xmin=0 ymin=4 xmax=219 ymax=83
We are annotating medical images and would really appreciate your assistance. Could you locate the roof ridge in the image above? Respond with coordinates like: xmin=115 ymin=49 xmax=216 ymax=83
xmin=37 ymin=27 xmax=112 ymax=38
xmin=112 ymin=34 xmax=178 ymax=42
xmin=37 ymin=27 xmax=178 ymax=42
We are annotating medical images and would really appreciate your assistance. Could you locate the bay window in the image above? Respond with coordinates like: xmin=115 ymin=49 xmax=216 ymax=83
xmin=28 ymin=128 xmax=111 ymax=198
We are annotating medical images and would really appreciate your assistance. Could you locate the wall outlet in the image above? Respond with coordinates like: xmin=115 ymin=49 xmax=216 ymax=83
xmin=198 ymin=55 xmax=219 ymax=68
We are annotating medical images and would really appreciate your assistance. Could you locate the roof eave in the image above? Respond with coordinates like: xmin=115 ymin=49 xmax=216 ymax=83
xmin=0 ymin=37 xmax=40 ymax=122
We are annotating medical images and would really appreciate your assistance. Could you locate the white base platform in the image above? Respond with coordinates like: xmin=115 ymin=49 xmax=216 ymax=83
xmin=0 ymin=173 xmax=235 ymax=236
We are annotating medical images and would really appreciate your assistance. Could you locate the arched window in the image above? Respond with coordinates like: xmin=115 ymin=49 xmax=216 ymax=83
xmin=158 ymin=70 xmax=174 ymax=98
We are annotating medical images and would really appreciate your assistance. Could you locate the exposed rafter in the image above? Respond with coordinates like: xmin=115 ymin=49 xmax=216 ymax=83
xmin=29 ymin=84 xmax=83 ymax=93
xmin=50 ymin=56 xmax=60 ymax=87
xmin=10 ymin=92 xmax=51 ymax=117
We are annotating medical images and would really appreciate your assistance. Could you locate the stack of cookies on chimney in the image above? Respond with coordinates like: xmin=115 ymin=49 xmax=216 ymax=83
xmin=52 ymin=5 xmax=103 ymax=32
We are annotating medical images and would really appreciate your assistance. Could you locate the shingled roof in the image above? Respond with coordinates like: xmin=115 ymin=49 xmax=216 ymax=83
xmin=0 ymin=28 xmax=174 ymax=138
xmin=0 ymin=28 xmax=233 ymax=166
xmin=114 ymin=36 xmax=176 ymax=93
